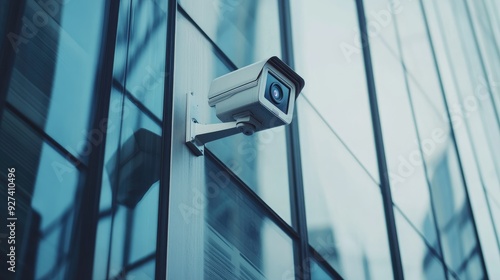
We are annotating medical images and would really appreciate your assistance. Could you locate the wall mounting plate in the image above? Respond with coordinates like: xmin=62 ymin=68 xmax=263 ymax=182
xmin=185 ymin=92 xmax=204 ymax=156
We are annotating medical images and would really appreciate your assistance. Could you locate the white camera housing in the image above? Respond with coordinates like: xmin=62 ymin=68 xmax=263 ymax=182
xmin=186 ymin=56 xmax=304 ymax=156
xmin=208 ymin=56 xmax=304 ymax=131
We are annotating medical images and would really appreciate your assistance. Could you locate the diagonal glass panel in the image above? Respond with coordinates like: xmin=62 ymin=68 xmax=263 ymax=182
xmin=178 ymin=0 xmax=282 ymax=68
xmin=291 ymin=0 xmax=379 ymax=182
xmin=298 ymin=97 xmax=393 ymax=279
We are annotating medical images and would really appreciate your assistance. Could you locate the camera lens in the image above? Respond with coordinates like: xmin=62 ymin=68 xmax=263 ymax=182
xmin=270 ymin=83 xmax=284 ymax=104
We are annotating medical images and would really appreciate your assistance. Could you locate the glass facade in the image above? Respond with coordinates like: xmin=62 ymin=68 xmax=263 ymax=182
xmin=0 ymin=0 xmax=499 ymax=279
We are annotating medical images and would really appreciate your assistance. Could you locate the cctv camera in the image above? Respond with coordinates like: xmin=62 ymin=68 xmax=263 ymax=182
xmin=186 ymin=56 xmax=304 ymax=156
xmin=208 ymin=56 xmax=305 ymax=132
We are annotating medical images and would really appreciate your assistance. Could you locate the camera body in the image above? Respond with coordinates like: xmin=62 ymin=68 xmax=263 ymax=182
xmin=208 ymin=56 xmax=305 ymax=132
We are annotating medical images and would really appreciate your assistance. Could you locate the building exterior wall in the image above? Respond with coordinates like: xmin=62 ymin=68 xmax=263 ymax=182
xmin=0 ymin=0 xmax=499 ymax=279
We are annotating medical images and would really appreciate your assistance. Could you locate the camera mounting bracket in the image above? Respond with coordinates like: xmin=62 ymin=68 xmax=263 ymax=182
xmin=185 ymin=92 xmax=260 ymax=156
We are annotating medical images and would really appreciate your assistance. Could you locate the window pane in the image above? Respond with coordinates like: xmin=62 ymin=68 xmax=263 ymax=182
xmin=291 ymin=0 xmax=379 ymax=181
xmin=206 ymin=126 xmax=292 ymax=224
xmin=204 ymin=156 xmax=295 ymax=280
xmin=96 ymin=92 xmax=162 ymax=279
xmin=310 ymin=259 xmax=335 ymax=280
xmin=172 ymin=13 xmax=292 ymax=224
xmin=394 ymin=209 xmax=446 ymax=279
xmin=178 ymin=0 xmax=282 ymax=68
xmin=393 ymin=1 xmax=486 ymax=275
xmin=465 ymin=0 xmax=500 ymax=119
xmin=365 ymin=0 xmax=442 ymax=253
xmin=0 ymin=110 xmax=81 ymax=279
xmin=298 ymin=98 xmax=393 ymax=279
xmin=6 ymin=0 xmax=106 ymax=161
xmin=426 ymin=0 xmax=500 ymax=209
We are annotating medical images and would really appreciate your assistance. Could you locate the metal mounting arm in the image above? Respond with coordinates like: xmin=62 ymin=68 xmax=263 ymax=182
xmin=186 ymin=116 xmax=258 ymax=156
xmin=185 ymin=92 xmax=259 ymax=156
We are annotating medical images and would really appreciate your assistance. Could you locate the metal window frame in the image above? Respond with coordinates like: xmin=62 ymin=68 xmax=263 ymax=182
xmin=354 ymin=0 xmax=404 ymax=279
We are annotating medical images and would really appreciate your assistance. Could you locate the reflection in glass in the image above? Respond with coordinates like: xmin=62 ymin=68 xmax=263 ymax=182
xmin=439 ymin=0 xmax=500 ymax=187
xmin=365 ymin=0 xmax=442 ymax=253
xmin=203 ymin=34 xmax=292 ymax=224
xmin=310 ymin=259 xmax=335 ymax=280
xmin=204 ymin=156 xmax=294 ymax=279
xmin=422 ymin=0 xmax=500 ymax=276
xmin=393 ymin=1 xmax=486 ymax=276
xmin=179 ymin=0 xmax=282 ymax=68
xmin=465 ymin=0 xmax=500 ymax=120
xmin=0 ymin=110 xmax=81 ymax=279
xmin=207 ymin=126 xmax=292 ymax=224
xmin=32 ymin=144 xmax=80 ymax=279
xmin=291 ymin=0 xmax=379 ymax=182
xmin=92 ymin=0 xmax=168 ymax=276
xmin=6 ymin=0 xmax=106 ymax=161
xmin=298 ymin=98 xmax=393 ymax=279
xmin=429 ymin=145 xmax=483 ymax=278
xmin=394 ymin=209 xmax=446 ymax=280
xmin=114 ymin=0 xmax=168 ymax=120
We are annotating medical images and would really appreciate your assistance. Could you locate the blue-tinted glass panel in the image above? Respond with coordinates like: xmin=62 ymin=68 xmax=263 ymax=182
xmin=31 ymin=144 xmax=79 ymax=278
xmin=6 ymin=0 xmax=105 ymax=161
xmin=93 ymin=88 xmax=122 ymax=279
xmin=114 ymin=0 xmax=168 ymax=120
xmin=298 ymin=98 xmax=393 ymax=279
xmin=95 ymin=92 xmax=162 ymax=279
xmin=423 ymin=141 xmax=484 ymax=277
xmin=458 ymin=251 xmax=483 ymax=280
xmin=127 ymin=260 xmax=155 ymax=280
xmin=93 ymin=216 xmax=112 ymax=280
xmin=421 ymin=2 xmax=500 ymax=276
xmin=365 ymin=0 xmax=441 ymax=253
xmin=206 ymin=125 xmax=292 ymax=224
xmin=485 ymin=0 xmax=500 ymax=47
xmin=291 ymin=0 xmax=379 ymax=182
xmin=0 ymin=110 xmax=82 ymax=279
xmin=428 ymin=0 xmax=500 ymax=189
xmin=394 ymin=1 xmax=486 ymax=275
xmin=177 ymin=18 xmax=294 ymax=224
xmin=204 ymin=156 xmax=295 ymax=279
xmin=465 ymin=0 xmax=500 ymax=119
xmin=178 ymin=0 xmax=282 ymax=68
xmin=310 ymin=259 xmax=335 ymax=280
xmin=394 ymin=208 xmax=446 ymax=280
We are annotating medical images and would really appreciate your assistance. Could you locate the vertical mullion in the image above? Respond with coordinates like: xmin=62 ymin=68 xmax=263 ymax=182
xmin=354 ymin=0 xmax=404 ymax=279
xmin=155 ymin=0 xmax=177 ymax=279
xmin=418 ymin=0 xmax=489 ymax=275
xmin=66 ymin=0 xmax=121 ymax=279
xmin=279 ymin=0 xmax=311 ymax=279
